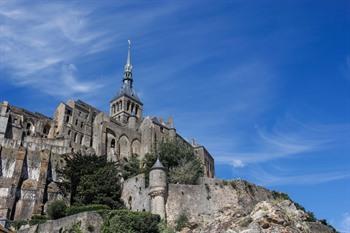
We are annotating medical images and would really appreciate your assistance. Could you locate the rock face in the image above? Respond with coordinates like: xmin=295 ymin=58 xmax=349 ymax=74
xmin=176 ymin=189 xmax=336 ymax=233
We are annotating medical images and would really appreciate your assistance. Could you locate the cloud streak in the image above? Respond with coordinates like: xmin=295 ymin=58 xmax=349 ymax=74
xmin=214 ymin=117 xmax=350 ymax=168
xmin=0 ymin=1 xmax=186 ymax=97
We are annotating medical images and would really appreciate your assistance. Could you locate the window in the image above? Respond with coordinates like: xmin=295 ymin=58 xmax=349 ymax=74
xmin=111 ymin=139 xmax=116 ymax=148
xmin=43 ymin=124 xmax=50 ymax=135
xmin=80 ymin=122 xmax=84 ymax=128
xmin=65 ymin=116 xmax=70 ymax=123
xmin=127 ymin=101 xmax=130 ymax=111
xmin=80 ymin=136 xmax=83 ymax=145
xmin=75 ymin=119 xmax=78 ymax=125
xmin=74 ymin=133 xmax=78 ymax=143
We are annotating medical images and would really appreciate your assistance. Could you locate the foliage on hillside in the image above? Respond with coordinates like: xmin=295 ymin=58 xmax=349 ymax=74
xmin=122 ymin=139 xmax=203 ymax=185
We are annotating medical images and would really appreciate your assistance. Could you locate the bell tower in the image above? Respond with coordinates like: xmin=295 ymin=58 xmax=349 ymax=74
xmin=110 ymin=40 xmax=143 ymax=124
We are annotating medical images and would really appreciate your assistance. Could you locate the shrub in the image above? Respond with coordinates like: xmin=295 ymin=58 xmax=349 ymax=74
xmin=47 ymin=200 xmax=67 ymax=220
xmin=66 ymin=204 xmax=111 ymax=216
xmin=175 ymin=212 xmax=189 ymax=231
xmin=158 ymin=220 xmax=175 ymax=233
xmin=29 ymin=215 xmax=48 ymax=226
xmin=10 ymin=220 xmax=28 ymax=230
xmin=102 ymin=209 xmax=160 ymax=233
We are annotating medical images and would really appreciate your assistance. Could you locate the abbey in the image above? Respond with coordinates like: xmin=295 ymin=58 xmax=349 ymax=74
xmin=0 ymin=42 xmax=214 ymax=224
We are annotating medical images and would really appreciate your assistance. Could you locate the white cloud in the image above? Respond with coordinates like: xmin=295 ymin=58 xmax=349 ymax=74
xmin=340 ymin=213 xmax=350 ymax=233
xmin=0 ymin=1 xmax=185 ymax=97
xmin=214 ymin=116 xmax=350 ymax=167
xmin=251 ymin=167 xmax=350 ymax=186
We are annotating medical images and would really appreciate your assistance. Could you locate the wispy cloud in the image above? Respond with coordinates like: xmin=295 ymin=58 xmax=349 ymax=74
xmin=339 ymin=212 xmax=350 ymax=233
xmin=0 ymin=1 xmax=185 ymax=97
xmin=250 ymin=167 xmax=350 ymax=186
xmin=214 ymin=116 xmax=350 ymax=168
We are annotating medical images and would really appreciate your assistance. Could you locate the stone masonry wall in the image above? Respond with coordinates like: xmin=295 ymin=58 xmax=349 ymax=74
xmin=165 ymin=178 xmax=274 ymax=224
xmin=18 ymin=211 xmax=103 ymax=233
xmin=121 ymin=173 xmax=150 ymax=212
xmin=0 ymin=145 xmax=62 ymax=222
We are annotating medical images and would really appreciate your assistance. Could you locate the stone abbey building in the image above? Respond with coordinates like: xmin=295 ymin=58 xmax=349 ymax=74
xmin=0 ymin=42 xmax=215 ymax=223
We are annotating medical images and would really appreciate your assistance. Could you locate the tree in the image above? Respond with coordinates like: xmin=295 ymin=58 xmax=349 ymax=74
xmin=76 ymin=163 xmax=123 ymax=208
xmin=58 ymin=153 xmax=106 ymax=204
xmin=143 ymin=139 xmax=203 ymax=185
xmin=168 ymin=158 xmax=203 ymax=184
xmin=58 ymin=152 xmax=123 ymax=208
xmin=121 ymin=154 xmax=143 ymax=180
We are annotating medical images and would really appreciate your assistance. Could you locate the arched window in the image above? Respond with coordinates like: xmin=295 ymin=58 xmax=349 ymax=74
xmin=43 ymin=124 xmax=50 ymax=135
xmin=111 ymin=139 xmax=116 ymax=148
xmin=74 ymin=133 xmax=78 ymax=143
xmin=127 ymin=101 xmax=131 ymax=111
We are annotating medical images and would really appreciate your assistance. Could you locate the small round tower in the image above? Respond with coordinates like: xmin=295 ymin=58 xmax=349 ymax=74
xmin=149 ymin=158 xmax=167 ymax=219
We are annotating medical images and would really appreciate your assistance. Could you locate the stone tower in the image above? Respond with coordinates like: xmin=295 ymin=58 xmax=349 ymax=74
xmin=149 ymin=158 xmax=167 ymax=219
xmin=110 ymin=40 xmax=143 ymax=124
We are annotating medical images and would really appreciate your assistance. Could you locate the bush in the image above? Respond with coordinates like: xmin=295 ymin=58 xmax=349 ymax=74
xmin=102 ymin=209 xmax=160 ymax=233
xmin=175 ymin=212 xmax=189 ymax=231
xmin=29 ymin=215 xmax=48 ymax=226
xmin=66 ymin=204 xmax=111 ymax=216
xmin=158 ymin=220 xmax=175 ymax=233
xmin=10 ymin=220 xmax=28 ymax=230
xmin=47 ymin=200 xmax=67 ymax=220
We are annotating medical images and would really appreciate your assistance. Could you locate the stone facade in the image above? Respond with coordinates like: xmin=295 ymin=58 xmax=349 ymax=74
xmin=0 ymin=42 xmax=215 ymax=224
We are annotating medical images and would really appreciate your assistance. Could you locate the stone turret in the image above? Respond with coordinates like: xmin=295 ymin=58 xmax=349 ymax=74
xmin=149 ymin=158 xmax=167 ymax=219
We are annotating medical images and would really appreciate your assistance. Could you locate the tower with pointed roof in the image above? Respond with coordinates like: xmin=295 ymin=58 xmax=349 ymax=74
xmin=110 ymin=40 xmax=143 ymax=124
xmin=149 ymin=157 xmax=167 ymax=219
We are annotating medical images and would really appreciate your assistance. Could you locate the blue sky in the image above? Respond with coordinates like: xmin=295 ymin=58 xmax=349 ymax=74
xmin=0 ymin=0 xmax=349 ymax=231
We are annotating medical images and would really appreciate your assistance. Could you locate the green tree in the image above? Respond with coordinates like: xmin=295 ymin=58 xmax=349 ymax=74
xmin=143 ymin=139 xmax=203 ymax=185
xmin=168 ymin=158 xmax=203 ymax=184
xmin=58 ymin=153 xmax=106 ymax=204
xmin=76 ymin=163 xmax=123 ymax=208
xmin=121 ymin=154 xmax=143 ymax=180
xmin=58 ymin=153 xmax=123 ymax=208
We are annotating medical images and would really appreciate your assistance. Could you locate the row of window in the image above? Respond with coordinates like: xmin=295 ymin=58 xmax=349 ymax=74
xmin=111 ymin=100 xmax=140 ymax=116
xmin=65 ymin=116 xmax=85 ymax=129
xmin=68 ymin=130 xmax=84 ymax=145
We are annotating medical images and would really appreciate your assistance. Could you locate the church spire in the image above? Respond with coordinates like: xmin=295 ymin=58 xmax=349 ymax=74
xmin=123 ymin=40 xmax=133 ymax=85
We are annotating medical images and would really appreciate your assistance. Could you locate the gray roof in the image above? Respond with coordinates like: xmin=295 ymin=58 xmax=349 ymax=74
xmin=151 ymin=158 xmax=166 ymax=170
xmin=111 ymin=83 xmax=142 ymax=104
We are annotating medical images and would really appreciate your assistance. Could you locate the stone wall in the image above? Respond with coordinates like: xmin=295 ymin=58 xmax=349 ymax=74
xmin=165 ymin=178 xmax=273 ymax=224
xmin=0 ymin=146 xmax=62 ymax=222
xmin=121 ymin=173 xmax=150 ymax=212
xmin=18 ymin=211 xmax=103 ymax=233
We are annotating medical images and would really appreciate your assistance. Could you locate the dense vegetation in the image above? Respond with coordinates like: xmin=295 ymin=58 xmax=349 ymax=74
xmin=102 ymin=209 xmax=161 ymax=233
xmin=58 ymin=153 xmax=123 ymax=208
xmin=123 ymin=139 xmax=204 ymax=185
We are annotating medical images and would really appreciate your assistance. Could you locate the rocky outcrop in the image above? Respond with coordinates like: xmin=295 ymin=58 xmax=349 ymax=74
xmin=178 ymin=198 xmax=336 ymax=233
